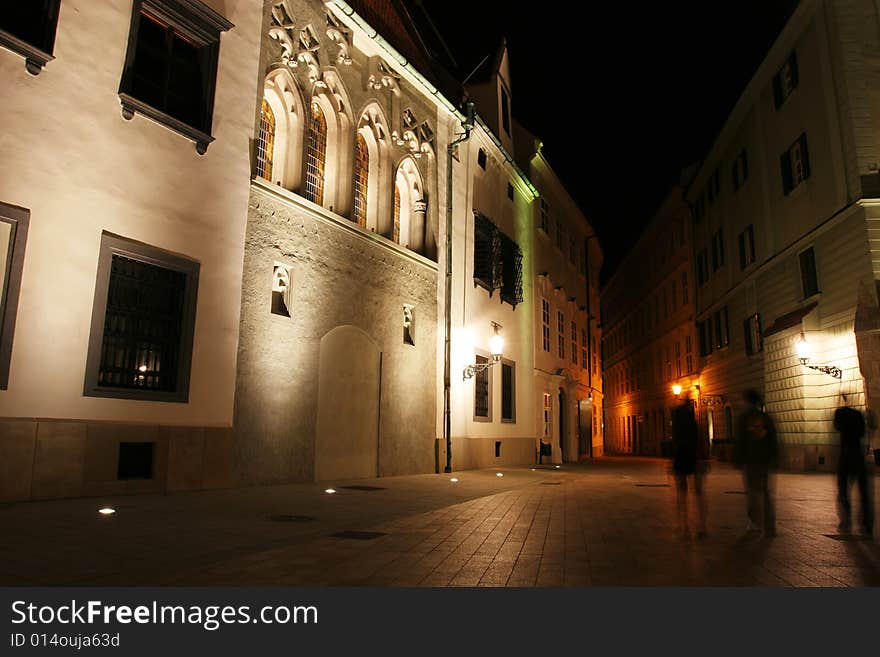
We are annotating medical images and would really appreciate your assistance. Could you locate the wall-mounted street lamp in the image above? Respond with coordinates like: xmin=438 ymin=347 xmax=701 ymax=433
xmin=672 ymin=384 xmax=682 ymax=398
xmin=796 ymin=332 xmax=841 ymax=379
xmin=463 ymin=323 xmax=504 ymax=380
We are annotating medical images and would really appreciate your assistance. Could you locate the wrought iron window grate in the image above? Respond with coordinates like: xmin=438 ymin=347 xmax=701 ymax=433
xmin=473 ymin=211 xmax=522 ymax=307
xmin=304 ymin=102 xmax=326 ymax=205
xmin=256 ymin=98 xmax=275 ymax=181
xmin=98 ymin=254 xmax=185 ymax=392
xmin=353 ymin=133 xmax=368 ymax=227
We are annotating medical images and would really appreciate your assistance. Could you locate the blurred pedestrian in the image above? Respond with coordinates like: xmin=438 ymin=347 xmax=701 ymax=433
xmin=734 ymin=389 xmax=778 ymax=537
xmin=834 ymin=404 xmax=873 ymax=537
xmin=671 ymin=393 xmax=707 ymax=538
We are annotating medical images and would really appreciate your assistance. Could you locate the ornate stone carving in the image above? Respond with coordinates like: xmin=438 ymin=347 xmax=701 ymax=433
xmin=325 ymin=11 xmax=353 ymax=66
xmin=366 ymin=57 xmax=400 ymax=94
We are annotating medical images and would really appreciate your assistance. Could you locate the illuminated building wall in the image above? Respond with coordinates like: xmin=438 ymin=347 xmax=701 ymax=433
xmin=0 ymin=0 xmax=263 ymax=501
xmin=443 ymin=42 xmax=538 ymax=470
xmin=686 ymin=0 xmax=880 ymax=470
xmin=517 ymin=130 xmax=604 ymax=462
xmin=602 ymin=188 xmax=697 ymax=456
xmin=233 ymin=0 xmax=445 ymax=483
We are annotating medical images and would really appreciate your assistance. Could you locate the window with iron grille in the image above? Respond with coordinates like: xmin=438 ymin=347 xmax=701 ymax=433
xmin=256 ymin=98 xmax=275 ymax=181
xmin=304 ymin=102 xmax=327 ymax=205
xmin=501 ymin=360 xmax=515 ymax=422
xmin=0 ymin=0 xmax=60 ymax=74
xmin=542 ymin=299 xmax=551 ymax=352
xmin=473 ymin=211 xmax=522 ymax=307
xmin=557 ymin=311 xmax=565 ymax=360
xmin=675 ymin=341 xmax=682 ymax=378
xmin=118 ymin=0 xmax=233 ymax=154
xmin=84 ymin=233 xmax=199 ymax=402
xmin=499 ymin=232 xmax=523 ymax=306
xmin=353 ymin=133 xmax=369 ymax=227
xmin=570 ymin=320 xmax=578 ymax=365
xmin=474 ymin=354 xmax=490 ymax=420
xmin=685 ymin=335 xmax=693 ymax=373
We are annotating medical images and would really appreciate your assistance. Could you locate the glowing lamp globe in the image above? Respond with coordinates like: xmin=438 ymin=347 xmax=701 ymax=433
xmin=489 ymin=334 xmax=504 ymax=360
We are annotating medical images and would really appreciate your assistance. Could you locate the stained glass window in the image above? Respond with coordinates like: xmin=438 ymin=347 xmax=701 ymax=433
xmin=256 ymin=99 xmax=275 ymax=181
xmin=304 ymin=102 xmax=326 ymax=205
xmin=353 ymin=133 xmax=369 ymax=227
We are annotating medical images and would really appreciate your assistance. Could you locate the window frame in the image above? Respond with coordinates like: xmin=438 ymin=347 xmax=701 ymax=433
xmin=799 ymin=246 xmax=820 ymax=299
xmin=500 ymin=358 xmax=516 ymax=423
xmin=0 ymin=0 xmax=61 ymax=75
xmin=0 ymin=202 xmax=29 ymax=390
xmin=83 ymin=232 xmax=200 ymax=403
xmin=473 ymin=349 xmax=493 ymax=422
xmin=117 ymin=0 xmax=233 ymax=154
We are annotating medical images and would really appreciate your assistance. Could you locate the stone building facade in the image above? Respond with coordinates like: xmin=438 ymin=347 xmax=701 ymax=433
xmin=686 ymin=0 xmax=880 ymax=470
xmin=603 ymin=188 xmax=696 ymax=456
xmin=0 ymin=0 xmax=263 ymax=502
xmin=0 ymin=0 xmax=604 ymax=501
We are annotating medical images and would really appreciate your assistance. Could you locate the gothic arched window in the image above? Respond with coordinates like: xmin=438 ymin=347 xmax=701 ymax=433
xmin=256 ymin=98 xmax=276 ymax=181
xmin=353 ymin=133 xmax=369 ymax=227
xmin=392 ymin=185 xmax=401 ymax=244
xmin=304 ymin=102 xmax=327 ymax=205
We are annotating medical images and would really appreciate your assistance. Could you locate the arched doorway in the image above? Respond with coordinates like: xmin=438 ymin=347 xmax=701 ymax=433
xmin=315 ymin=326 xmax=381 ymax=481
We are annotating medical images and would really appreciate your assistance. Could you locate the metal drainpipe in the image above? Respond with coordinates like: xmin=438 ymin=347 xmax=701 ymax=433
xmin=444 ymin=102 xmax=475 ymax=473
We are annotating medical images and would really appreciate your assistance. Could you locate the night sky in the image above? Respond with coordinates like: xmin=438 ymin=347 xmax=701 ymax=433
xmin=418 ymin=0 xmax=801 ymax=282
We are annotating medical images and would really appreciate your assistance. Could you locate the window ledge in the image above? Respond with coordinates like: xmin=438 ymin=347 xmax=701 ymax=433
xmin=119 ymin=93 xmax=214 ymax=154
xmin=0 ymin=30 xmax=53 ymax=75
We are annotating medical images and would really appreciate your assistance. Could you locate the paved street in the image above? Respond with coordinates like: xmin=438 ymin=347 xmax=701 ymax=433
xmin=1 ymin=458 xmax=878 ymax=586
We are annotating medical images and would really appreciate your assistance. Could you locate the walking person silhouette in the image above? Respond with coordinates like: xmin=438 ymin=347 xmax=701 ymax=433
xmin=734 ymin=389 xmax=778 ymax=537
xmin=834 ymin=403 xmax=874 ymax=537
xmin=671 ymin=393 xmax=707 ymax=538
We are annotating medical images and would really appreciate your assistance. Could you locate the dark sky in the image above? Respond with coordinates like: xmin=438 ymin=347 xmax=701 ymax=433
xmin=418 ymin=0 xmax=800 ymax=282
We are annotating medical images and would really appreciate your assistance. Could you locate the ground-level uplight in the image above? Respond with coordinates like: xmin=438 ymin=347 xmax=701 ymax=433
xmin=450 ymin=477 xmax=459 ymax=482
xmin=555 ymin=465 xmax=561 ymax=469
xmin=496 ymin=472 xmax=504 ymax=477
xmin=324 ymin=488 xmax=336 ymax=494
xmin=98 ymin=507 xmax=115 ymax=516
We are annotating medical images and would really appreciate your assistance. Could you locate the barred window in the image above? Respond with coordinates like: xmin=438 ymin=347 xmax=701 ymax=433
xmin=473 ymin=211 xmax=523 ymax=307
xmin=685 ymin=335 xmax=693 ymax=373
xmin=353 ymin=133 xmax=369 ymax=227
xmin=542 ymin=299 xmax=551 ymax=352
xmin=570 ymin=321 xmax=578 ymax=365
xmin=84 ymin=233 xmax=199 ymax=402
xmin=256 ymin=99 xmax=276 ymax=181
xmin=304 ymin=102 xmax=327 ymax=205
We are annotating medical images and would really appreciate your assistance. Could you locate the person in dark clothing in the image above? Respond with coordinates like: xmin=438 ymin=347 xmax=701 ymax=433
xmin=671 ymin=394 xmax=707 ymax=538
xmin=734 ymin=389 xmax=779 ymax=537
xmin=834 ymin=405 xmax=873 ymax=536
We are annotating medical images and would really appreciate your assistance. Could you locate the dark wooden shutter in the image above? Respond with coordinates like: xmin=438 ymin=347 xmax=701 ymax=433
xmin=773 ymin=72 xmax=783 ymax=109
xmin=789 ymin=51 xmax=799 ymax=89
xmin=781 ymin=149 xmax=793 ymax=195
xmin=799 ymin=133 xmax=810 ymax=180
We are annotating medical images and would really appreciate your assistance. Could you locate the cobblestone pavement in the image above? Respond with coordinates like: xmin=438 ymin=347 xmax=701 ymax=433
xmin=1 ymin=458 xmax=877 ymax=586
